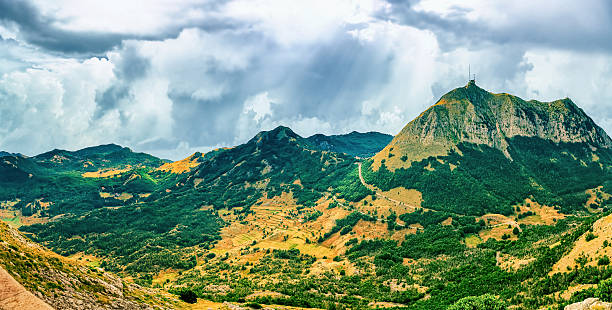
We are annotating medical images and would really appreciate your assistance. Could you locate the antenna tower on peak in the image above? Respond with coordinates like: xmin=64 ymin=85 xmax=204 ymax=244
xmin=468 ymin=65 xmax=475 ymax=84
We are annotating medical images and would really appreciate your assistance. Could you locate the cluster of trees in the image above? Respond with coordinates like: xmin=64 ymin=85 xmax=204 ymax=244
xmin=319 ymin=212 xmax=376 ymax=241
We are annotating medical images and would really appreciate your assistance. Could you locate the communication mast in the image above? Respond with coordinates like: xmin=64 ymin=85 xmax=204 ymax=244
xmin=468 ymin=65 xmax=475 ymax=83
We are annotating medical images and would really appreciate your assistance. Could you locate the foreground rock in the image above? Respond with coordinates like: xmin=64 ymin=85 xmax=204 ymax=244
xmin=565 ymin=298 xmax=612 ymax=310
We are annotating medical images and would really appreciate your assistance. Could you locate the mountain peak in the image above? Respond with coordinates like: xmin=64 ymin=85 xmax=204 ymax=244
xmin=250 ymin=126 xmax=302 ymax=146
xmin=372 ymin=83 xmax=612 ymax=170
xmin=74 ymin=143 xmax=125 ymax=157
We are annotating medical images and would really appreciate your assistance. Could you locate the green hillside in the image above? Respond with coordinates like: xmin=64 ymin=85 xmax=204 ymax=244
xmin=33 ymin=143 xmax=166 ymax=172
xmin=20 ymin=126 xmax=372 ymax=283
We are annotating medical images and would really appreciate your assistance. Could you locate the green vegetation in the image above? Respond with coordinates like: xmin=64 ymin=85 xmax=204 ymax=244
xmin=448 ymin=294 xmax=506 ymax=310
xmin=1 ymin=118 xmax=610 ymax=310
xmin=179 ymin=289 xmax=198 ymax=303
xmin=363 ymin=137 xmax=612 ymax=215
xmin=320 ymin=212 xmax=376 ymax=241
xmin=16 ymin=126 xmax=375 ymax=277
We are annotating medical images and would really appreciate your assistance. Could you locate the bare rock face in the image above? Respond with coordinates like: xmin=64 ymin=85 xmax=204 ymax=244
xmin=564 ymin=298 xmax=612 ymax=310
xmin=373 ymin=80 xmax=612 ymax=169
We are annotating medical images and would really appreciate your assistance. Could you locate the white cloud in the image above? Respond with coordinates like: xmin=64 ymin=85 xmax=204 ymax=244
xmin=31 ymin=0 xmax=211 ymax=35
xmin=243 ymin=92 xmax=278 ymax=122
xmin=223 ymin=0 xmax=388 ymax=46
xmin=521 ymin=49 xmax=612 ymax=134
xmin=0 ymin=57 xmax=116 ymax=154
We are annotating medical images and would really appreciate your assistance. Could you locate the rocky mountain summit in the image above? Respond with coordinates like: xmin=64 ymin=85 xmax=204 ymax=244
xmin=374 ymin=80 xmax=612 ymax=168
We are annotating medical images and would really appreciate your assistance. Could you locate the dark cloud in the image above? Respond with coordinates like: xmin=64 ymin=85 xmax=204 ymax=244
xmin=272 ymin=34 xmax=393 ymax=119
xmin=0 ymin=0 xmax=240 ymax=55
xmin=385 ymin=0 xmax=612 ymax=53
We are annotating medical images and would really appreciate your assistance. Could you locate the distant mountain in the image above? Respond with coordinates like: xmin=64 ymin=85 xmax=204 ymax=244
xmin=23 ymin=126 xmax=370 ymax=276
xmin=176 ymin=125 xmax=366 ymax=208
xmin=33 ymin=143 xmax=166 ymax=172
xmin=306 ymin=131 xmax=392 ymax=158
xmin=0 ymin=151 xmax=24 ymax=158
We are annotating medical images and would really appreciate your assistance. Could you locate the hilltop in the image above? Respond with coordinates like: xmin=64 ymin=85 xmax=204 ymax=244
xmin=364 ymin=81 xmax=612 ymax=215
xmin=33 ymin=144 xmax=166 ymax=172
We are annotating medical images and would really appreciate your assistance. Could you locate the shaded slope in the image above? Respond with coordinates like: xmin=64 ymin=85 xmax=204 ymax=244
xmin=306 ymin=131 xmax=393 ymax=158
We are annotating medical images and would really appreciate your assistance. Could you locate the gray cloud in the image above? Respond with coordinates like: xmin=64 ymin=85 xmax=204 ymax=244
xmin=0 ymin=0 xmax=240 ymax=55
xmin=385 ymin=0 xmax=612 ymax=53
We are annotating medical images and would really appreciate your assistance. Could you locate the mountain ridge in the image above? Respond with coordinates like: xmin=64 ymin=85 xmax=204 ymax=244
xmin=306 ymin=131 xmax=392 ymax=158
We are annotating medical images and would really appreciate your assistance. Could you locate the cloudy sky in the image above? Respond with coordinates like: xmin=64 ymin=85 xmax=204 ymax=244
xmin=0 ymin=0 xmax=611 ymax=160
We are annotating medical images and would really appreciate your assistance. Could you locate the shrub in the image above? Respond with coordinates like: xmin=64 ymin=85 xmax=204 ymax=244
xmin=599 ymin=255 xmax=610 ymax=266
xmin=586 ymin=232 xmax=598 ymax=242
xmin=179 ymin=289 xmax=198 ymax=304
xmin=596 ymin=278 xmax=612 ymax=302
xmin=245 ymin=303 xmax=263 ymax=309
xmin=448 ymin=294 xmax=506 ymax=310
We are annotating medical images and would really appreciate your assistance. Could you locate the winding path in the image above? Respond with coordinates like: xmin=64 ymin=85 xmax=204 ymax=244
xmin=357 ymin=162 xmax=418 ymax=210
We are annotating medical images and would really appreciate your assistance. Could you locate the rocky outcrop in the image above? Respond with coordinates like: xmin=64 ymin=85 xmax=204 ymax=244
xmin=565 ymin=298 xmax=612 ymax=310
xmin=373 ymin=80 xmax=612 ymax=169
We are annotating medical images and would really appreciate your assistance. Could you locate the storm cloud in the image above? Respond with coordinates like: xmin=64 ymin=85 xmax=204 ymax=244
xmin=0 ymin=0 xmax=611 ymax=160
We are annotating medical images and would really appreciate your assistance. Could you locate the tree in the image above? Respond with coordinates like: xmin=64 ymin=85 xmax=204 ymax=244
xmin=179 ymin=289 xmax=198 ymax=304
xmin=447 ymin=294 xmax=506 ymax=310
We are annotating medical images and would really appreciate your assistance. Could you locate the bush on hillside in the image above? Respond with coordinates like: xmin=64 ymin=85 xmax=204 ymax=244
xmin=179 ymin=289 xmax=198 ymax=304
xmin=447 ymin=294 xmax=506 ymax=310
